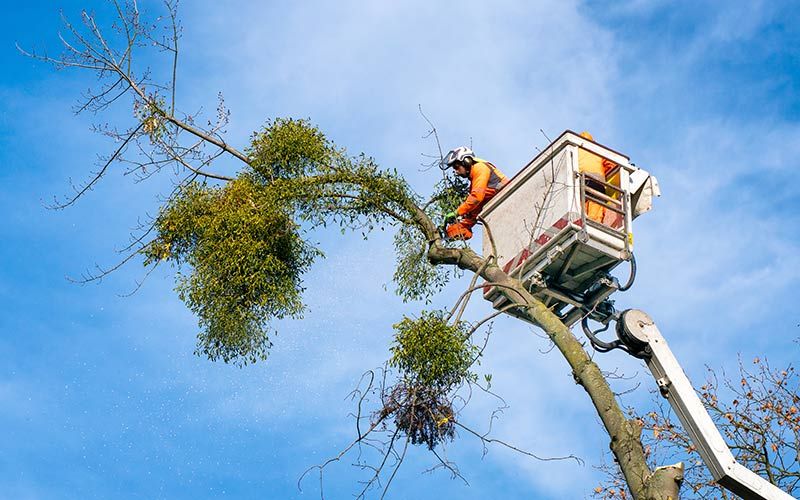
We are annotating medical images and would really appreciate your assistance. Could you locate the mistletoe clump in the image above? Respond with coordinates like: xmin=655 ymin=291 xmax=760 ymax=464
xmin=142 ymin=119 xmax=338 ymax=366
xmin=144 ymin=176 xmax=320 ymax=366
xmin=143 ymin=118 xmax=421 ymax=367
xmin=382 ymin=311 xmax=477 ymax=449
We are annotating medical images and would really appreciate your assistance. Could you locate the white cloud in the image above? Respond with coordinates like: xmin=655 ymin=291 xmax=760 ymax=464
xmin=182 ymin=0 xmax=618 ymax=179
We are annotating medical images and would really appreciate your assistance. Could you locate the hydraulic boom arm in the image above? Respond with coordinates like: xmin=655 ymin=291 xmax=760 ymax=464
xmin=616 ymin=309 xmax=794 ymax=500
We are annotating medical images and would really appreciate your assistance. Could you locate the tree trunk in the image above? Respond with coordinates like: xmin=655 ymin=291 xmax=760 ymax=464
xmin=427 ymin=242 xmax=684 ymax=499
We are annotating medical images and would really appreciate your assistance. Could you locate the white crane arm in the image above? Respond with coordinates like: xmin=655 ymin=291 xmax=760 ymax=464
xmin=618 ymin=310 xmax=794 ymax=500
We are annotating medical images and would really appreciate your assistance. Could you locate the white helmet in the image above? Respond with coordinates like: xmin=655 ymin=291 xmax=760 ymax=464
xmin=442 ymin=146 xmax=475 ymax=169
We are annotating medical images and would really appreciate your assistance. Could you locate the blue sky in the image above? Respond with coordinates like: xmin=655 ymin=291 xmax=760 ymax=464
xmin=2 ymin=1 xmax=799 ymax=499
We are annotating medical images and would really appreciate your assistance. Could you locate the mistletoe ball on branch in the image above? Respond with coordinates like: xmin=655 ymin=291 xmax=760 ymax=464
xmin=381 ymin=311 xmax=478 ymax=449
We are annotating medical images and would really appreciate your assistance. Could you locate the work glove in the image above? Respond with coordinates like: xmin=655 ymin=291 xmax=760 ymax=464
xmin=444 ymin=211 xmax=458 ymax=225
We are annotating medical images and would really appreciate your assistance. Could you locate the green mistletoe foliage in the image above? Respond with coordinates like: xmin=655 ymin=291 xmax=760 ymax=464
xmin=143 ymin=118 xmax=455 ymax=366
xmin=383 ymin=311 xmax=478 ymax=449
xmin=390 ymin=311 xmax=476 ymax=390
xmin=248 ymin=117 xmax=332 ymax=182
xmin=144 ymin=176 xmax=319 ymax=365
xmin=392 ymin=177 xmax=467 ymax=302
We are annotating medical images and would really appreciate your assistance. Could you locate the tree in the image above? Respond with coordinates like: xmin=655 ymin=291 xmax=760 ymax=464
xmin=596 ymin=353 xmax=800 ymax=499
xmin=23 ymin=2 xmax=685 ymax=498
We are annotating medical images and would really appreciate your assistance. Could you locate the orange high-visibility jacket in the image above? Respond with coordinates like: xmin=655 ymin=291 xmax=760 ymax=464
xmin=456 ymin=160 xmax=508 ymax=216
xmin=577 ymin=132 xmax=616 ymax=179
xmin=578 ymin=147 xmax=616 ymax=179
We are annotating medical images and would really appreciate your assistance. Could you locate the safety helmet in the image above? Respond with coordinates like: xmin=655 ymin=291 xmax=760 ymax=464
xmin=442 ymin=146 xmax=475 ymax=169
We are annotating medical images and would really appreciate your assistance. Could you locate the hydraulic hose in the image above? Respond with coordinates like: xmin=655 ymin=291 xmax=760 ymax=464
xmin=581 ymin=316 xmax=622 ymax=352
xmin=618 ymin=253 xmax=637 ymax=292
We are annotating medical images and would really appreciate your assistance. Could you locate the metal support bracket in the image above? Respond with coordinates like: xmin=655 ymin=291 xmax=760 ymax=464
xmin=655 ymin=376 xmax=671 ymax=397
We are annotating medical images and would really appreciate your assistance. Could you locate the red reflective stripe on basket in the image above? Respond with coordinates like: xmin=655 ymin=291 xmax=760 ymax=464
xmin=499 ymin=214 xmax=571 ymax=274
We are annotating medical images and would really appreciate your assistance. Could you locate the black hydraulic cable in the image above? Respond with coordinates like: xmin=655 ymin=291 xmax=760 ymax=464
xmin=581 ymin=316 xmax=621 ymax=352
xmin=591 ymin=321 xmax=611 ymax=336
xmin=618 ymin=253 xmax=637 ymax=292
xmin=581 ymin=315 xmax=636 ymax=355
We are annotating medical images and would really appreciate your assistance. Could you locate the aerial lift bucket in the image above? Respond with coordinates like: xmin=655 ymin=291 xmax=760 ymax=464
xmin=480 ymin=130 xmax=659 ymax=326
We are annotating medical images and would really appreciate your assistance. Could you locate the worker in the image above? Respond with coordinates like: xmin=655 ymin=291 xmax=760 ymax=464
xmin=577 ymin=131 xmax=617 ymax=225
xmin=443 ymin=146 xmax=509 ymax=240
